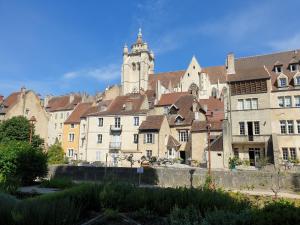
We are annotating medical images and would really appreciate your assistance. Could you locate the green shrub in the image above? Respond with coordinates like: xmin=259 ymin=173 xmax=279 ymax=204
xmin=103 ymin=208 xmax=119 ymax=220
xmin=168 ymin=205 xmax=202 ymax=225
xmin=47 ymin=143 xmax=66 ymax=165
xmin=0 ymin=141 xmax=48 ymax=186
xmin=0 ymin=192 xmax=19 ymax=225
xmin=202 ymin=210 xmax=252 ymax=225
xmin=40 ymin=177 xmax=74 ymax=189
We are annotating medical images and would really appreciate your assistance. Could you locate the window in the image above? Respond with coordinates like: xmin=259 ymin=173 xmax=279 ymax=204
xmin=98 ymin=118 xmax=103 ymax=127
xmin=25 ymin=109 xmax=29 ymax=115
xmin=58 ymin=134 xmax=62 ymax=141
xmin=55 ymin=123 xmax=57 ymax=129
xmin=290 ymin=148 xmax=297 ymax=160
xmin=251 ymin=98 xmax=258 ymax=109
xmin=297 ymin=120 xmax=300 ymax=133
xmin=68 ymin=133 xmax=75 ymax=142
xmin=290 ymin=64 xmax=298 ymax=72
xmin=279 ymin=78 xmax=287 ymax=87
xmin=244 ymin=99 xmax=251 ymax=110
xmin=163 ymin=106 xmax=169 ymax=115
xmin=134 ymin=117 xmax=139 ymax=126
xmin=295 ymin=96 xmax=300 ymax=107
xmin=278 ymin=97 xmax=284 ymax=107
xmin=179 ymin=130 xmax=189 ymax=142
xmin=146 ymin=150 xmax=152 ymax=158
xmin=285 ymin=96 xmax=292 ymax=107
xmin=97 ymin=134 xmax=102 ymax=143
xmin=237 ymin=99 xmax=244 ymax=110
xmin=60 ymin=123 xmax=62 ymax=128
xmin=295 ymin=76 xmax=300 ymax=85
xmin=55 ymin=113 xmax=58 ymax=119
xmin=96 ymin=151 xmax=101 ymax=161
xmin=66 ymin=112 xmax=70 ymax=118
xmin=144 ymin=133 xmax=154 ymax=144
xmin=275 ymin=65 xmax=282 ymax=73
xmin=282 ymin=148 xmax=288 ymax=160
xmin=68 ymin=149 xmax=74 ymax=157
xmin=115 ymin=117 xmax=121 ymax=128
xmin=134 ymin=134 xmax=139 ymax=144
xmin=239 ymin=122 xmax=245 ymax=135
xmin=280 ymin=120 xmax=287 ymax=134
xmin=71 ymin=124 xmax=75 ymax=128
xmin=60 ymin=113 xmax=63 ymax=119
xmin=254 ymin=121 xmax=260 ymax=135
xmin=287 ymin=120 xmax=294 ymax=134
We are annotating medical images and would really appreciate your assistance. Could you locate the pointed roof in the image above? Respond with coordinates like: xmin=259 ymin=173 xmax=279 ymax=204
xmin=167 ymin=135 xmax=181 ymax=149
xmin=139 ymin=115 xmax=165 ymax=131
xmin=46 ymin=94 xmax=82 ymax=112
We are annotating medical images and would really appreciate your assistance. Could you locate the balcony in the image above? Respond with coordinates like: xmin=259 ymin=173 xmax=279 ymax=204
xmin=110 ymin=125 xmax=122 ymax=132
xmin=232 ymin=135 xmax=270 ymax=144
xmin=109 ymin=142 xmax=121 ymax=150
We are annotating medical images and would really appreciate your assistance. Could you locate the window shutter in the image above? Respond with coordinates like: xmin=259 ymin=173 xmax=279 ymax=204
xmin=144 ymin=134 xmax=146 ymax=144
xmin=152 ymin=133 xmax=155 ymax=144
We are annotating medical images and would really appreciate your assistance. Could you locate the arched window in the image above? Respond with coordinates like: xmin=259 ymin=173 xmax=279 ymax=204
xmin=132 ymin=63 xmax=136 ymax=71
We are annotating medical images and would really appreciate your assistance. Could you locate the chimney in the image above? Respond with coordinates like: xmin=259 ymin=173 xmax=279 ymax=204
xmin=69 ymin=94 xmax=75 ymax=104
xmin=156 ymin=80 xmax=162 ymax=101
xmin=21 ymin=86 xmax=26 ymax=95
xmin=192 ymin=99 xmax=198 ymax=112
xmin=226 ymin=53 xmax=235 ymax=74
xmin=0 ymin=95 xmax=4 ymax=102
xmin=203 ymin=104 xmax=208 ymax=113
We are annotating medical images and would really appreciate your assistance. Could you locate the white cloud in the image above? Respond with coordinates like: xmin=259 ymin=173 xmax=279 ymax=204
xmin=269 ymin=33 xmax=300 ymax=51
xmin=62 ymin=63 xmax=120 ymax=82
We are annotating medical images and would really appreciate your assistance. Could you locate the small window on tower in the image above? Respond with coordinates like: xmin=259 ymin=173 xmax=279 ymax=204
xmin=132 ymin=63 xmax=136 ymax=71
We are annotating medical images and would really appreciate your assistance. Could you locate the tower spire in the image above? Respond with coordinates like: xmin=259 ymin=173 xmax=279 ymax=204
xmin=136 ymin=28 xmax=143 ymax=44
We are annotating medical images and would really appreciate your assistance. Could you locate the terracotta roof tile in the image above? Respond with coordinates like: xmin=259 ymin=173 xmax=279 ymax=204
xmin=191 ymin=120 xmax=223 ymax=132
xmin=46 ymin=94 xmax=82 ymax=112
xmin=199 ymin=97 xmax=224 ymax=121
xmin=65 ymin=103 xmax=93 ymax=124
xmin=90 ymin=93 xmax=147 ymax=116
xmin=139 ymin=115 xmax=165 ymax=130
xmin=156 ymin=92 xmax=189 ymax=106
xmin=202 ymin=65 xmax=227 ymax=84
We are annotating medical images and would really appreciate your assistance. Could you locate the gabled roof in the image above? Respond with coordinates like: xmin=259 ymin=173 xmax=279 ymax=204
xmin=1 ymin=92 xmax=20 ymax=109
xmin=139 ymin=115 xmax=165 ymax=131
xmin=228 ymin=49 xmax=300 ymax=90
xmin=199 ymin=97 xmax=224 ymax=121
xmin=201 ymin=65 xmax=227 ymax=84
xmin=156 ymin=92 xmax=189 ymax=106
xmin=90 ymin=93 xmax=147 ymax=116
xmin=65 ymin=102 xmax=93 ymax=124
xmin=83 ymin=100 xmax=112 ymax=117
xmin=46 ymin=94 xmax=82 ymax=112
xmin=167 ymin=135 xmax=181 ymax=149
xmin=148 ymin=70 xmax=185 ymax=90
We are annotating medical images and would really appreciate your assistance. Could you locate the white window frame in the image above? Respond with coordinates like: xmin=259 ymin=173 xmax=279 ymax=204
xmin=239 ymin=122 xmax=245 ymax=135
xmin=97 ymin=134 xmax=102 ymax=143
xmin=297 ymin=120 xmax=300 ymax=134
xmin=68 ymin=133 xmax=75 ymax=142
xmin=134 ymin=117 xmax=139 ymax=126
xmin=71 ymin=124 xmax=75 ymax=128
xmin=146 ymin=150 xmax=152 ymax=158
xmin=287 ymin=120 xmax=294 ymax=134
xmin=295 ymin=96 xmax=300 ymax=107
xmin=68 ymin=149 xmax=74 ymax=157
xmin=179 ymin=130 xmax=189 ymax=142
xmin=254 ymin=121 xmax=260 ymax=135
xmin=133 ymin=134 xmax=139 ymax=144
xmin=282 ymin=148 xmax=288 ymax=160
xmin=290 ymin=148 xmax=297 ymax=160
xmin=280 ymin=120 xmax=287 ymax=134
xmin=98 ymin=118 xmax=103 ymax=127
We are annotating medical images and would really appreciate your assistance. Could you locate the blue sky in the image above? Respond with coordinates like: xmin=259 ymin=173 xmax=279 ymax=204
xmin=1 ymin=0 xmax=300 ymax=97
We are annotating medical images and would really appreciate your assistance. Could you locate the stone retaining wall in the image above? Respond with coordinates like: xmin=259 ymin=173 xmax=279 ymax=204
xmin=48 ymin=165 xmax=300 ymax=192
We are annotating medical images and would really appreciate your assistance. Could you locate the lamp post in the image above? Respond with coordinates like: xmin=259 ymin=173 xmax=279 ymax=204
xmin=29 ymin=116 xmax=37 ymax=144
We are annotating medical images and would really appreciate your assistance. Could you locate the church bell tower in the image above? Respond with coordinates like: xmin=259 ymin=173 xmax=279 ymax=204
xmin=121 ymin=29 xmax=155 ymax=95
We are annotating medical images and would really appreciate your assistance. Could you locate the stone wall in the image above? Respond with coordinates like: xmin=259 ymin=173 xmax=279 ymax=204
xmin=48 ymin=165 xmax=300 ymax=192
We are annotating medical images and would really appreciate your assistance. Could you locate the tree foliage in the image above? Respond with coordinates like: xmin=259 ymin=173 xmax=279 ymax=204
xmin=0 ymin=116 xmax=44 ymax=148
xmin=47 ymin=142 xmax=65 ymax=164
xmin=0 ymin=141 xmax=48 ymax=185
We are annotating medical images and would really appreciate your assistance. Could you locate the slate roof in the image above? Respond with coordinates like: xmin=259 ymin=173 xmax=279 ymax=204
xmin=167 ymin=135 xmax=181 ymax=149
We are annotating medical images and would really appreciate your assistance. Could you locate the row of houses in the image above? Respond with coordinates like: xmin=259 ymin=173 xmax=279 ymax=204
xmin=1 ymin=30 xmax=299 ymax=169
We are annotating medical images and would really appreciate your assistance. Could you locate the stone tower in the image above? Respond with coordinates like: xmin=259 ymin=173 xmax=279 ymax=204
xmin=122 ymin=29 xmax=155 ymax=95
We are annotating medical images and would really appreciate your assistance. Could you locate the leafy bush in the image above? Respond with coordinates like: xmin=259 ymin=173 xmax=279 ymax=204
xmin=168 ymin=205 xmax=202 ymax=225
xmin=0 ymin=192 xmax=19 ymax=225
xmin=47 ymin=143 xmax=66 ymax=164
xmin=40 ymin=177 xmax=74 ymax=189
xmin=202 ymin=210 xmax=252 ymax=225
xmin=0 ymin=141 xmax=48 ymax=186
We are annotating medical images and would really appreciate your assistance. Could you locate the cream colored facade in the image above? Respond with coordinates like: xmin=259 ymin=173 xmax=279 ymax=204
xmin=48 ymin=110 xmax=73 ymax=145
xmin=0 ymin=88 xmax=49 ymax=143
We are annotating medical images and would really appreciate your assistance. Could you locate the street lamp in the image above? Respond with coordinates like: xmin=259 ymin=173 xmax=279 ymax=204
xmin=29 ymin=116 xmax=37 ymax=144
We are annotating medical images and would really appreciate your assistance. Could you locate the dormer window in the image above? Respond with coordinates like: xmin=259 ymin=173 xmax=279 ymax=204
xmin=294 ymin=75 xmax=300 ymax=86
xmin=279 ymin=77 xmax=287 ymax=87
xmin=290 ymin=64 xmax=298 ymax=72
xmin=275 ymin=65 xmax=282 ymax=73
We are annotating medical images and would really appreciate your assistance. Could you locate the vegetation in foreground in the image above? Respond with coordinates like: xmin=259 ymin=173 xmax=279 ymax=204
xmin=0 ymin=182 xmax=299 ymax=225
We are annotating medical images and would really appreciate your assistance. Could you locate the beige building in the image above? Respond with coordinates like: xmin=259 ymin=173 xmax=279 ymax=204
xmin=0 ymin=87 xmax=49 ymax=142
xmin=224 ymin=50 xmax=300 ymax=168
xmin=82 ymin=93 xmax=149 ymax=166
xmin=45 ymin=94 xmax=83 ymax=145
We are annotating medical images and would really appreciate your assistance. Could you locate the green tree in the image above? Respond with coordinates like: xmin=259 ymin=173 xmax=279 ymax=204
xmin=47 ymin=142 xmax=66 ymax=164
xmin=0 ymin=141 xmax=48 ymax=186
xmin=0 ymin=116 xmax=44 ymax=148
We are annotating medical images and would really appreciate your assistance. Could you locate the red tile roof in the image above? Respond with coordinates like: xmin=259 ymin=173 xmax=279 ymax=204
xmin=199 ymin=97 xmax=224 ymax=121
xmin=148 ymin=71 xmax=185 ymax=90
xmin=65 ymin=102 xmax=93 ymax=124
xmin=191 ymin=120 xmax=223 ymax=132
xmin=139 ymin=115 xmax=165 ymax=131
xmin=156 ymin=92 xmax=189 ymax=106
xmin=46 ymin=94 xmax=82 ymax=112
xmin=90 ymin=93 xmax=147 ymax=116
xmin=202 ymin=65 xmax=227 ymax=84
